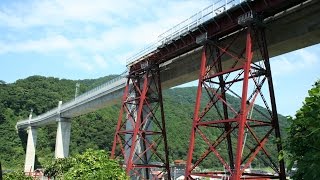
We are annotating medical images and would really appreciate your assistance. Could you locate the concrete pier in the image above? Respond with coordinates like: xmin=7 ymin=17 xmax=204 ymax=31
xmin=24 ymin=126 xmax=37 ymax=172
xmin=55 ymin=117 xmax=71 ymax=158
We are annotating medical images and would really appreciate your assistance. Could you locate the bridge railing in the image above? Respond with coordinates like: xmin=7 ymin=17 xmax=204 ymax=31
xmin=60 ymin=71 xmax=128 ymax=112
xmin=17 ymin=71 xmax=128 ymax=127
xmin=16 ymin=107 xmax=59 ymax=126
xmin=126 ymin=0 xmax=244 ymax=66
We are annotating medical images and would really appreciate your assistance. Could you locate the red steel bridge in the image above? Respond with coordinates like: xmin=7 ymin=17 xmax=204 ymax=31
xmin=16 ymin=0 xmax=320 ymax=179
xmin=111 ymin=0 xmax=320 ymax=179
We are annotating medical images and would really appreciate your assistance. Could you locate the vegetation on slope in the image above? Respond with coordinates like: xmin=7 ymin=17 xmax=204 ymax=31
xmin=43 ymin=149 xmax=127 ymax=180
xmin=0 ymin=75 xmax=288 ymax=171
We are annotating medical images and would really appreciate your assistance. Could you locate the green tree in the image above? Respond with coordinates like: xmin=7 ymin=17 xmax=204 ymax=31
xmin=286 ymin=80 xmax=320 ymax=179
xmin=44 ymin=149 xmax=128 ymax=180
xmin=3 ymin=171 xmax=33 ymax=180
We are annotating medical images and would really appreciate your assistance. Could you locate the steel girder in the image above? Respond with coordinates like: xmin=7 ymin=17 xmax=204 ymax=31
xmin=185 ymin=26 xmax=285 ymax=180
xmin=129 ymin=0 xmax=308 ymax=72
xmin=111 ymin=65 xmax=171 ymax=179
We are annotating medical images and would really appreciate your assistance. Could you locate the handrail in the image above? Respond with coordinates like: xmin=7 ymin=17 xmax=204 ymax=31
xmin=126 ymin=0 xmax=243 ymax=66
xmin=17 ymin=71 xmax=128 ymax=125
xmin=61 ymin=70 xmax=128 ymax=111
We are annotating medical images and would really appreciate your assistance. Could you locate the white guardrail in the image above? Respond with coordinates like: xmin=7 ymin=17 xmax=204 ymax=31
xmin=126 ymin=0 xmax=244 ymax=66
xmin=60 ymin=71 xmax=127 ymax=112
xmin=17 ymin=0 xmax=245 ymax=127
xmin=17 ymin=71 xmax=128 ymax=127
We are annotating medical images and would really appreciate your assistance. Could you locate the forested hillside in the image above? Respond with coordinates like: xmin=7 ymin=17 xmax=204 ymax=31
xmin=0 ymin=75 xmax=288 ymax=170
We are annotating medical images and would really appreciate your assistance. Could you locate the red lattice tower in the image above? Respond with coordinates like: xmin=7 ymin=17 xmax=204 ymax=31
xmin=111 ymin=63 xmax=171 ymax=179
xmin=185 ymin=21 xmax=286 ymax=179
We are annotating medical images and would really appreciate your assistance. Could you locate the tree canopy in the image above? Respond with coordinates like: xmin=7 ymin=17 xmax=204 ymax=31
xmin=286 ymin=80 xmax=320 ymax=179
xmin=3 ymin=171 xmax=33 ymax=180
xmin=44 ymin=149 xmax=127 ymax=180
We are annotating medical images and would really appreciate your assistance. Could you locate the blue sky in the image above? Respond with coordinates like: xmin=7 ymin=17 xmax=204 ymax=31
xmin=0 ymin=0 xmax=319 ymax=116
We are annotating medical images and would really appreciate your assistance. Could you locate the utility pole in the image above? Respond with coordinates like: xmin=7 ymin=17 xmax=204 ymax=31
xmin=0 ymin=161 xmax=3 ymax=180
xmin=75 ymin=83 xmax=80 ymax=99
xmin=28 ymin=109 xmax=33 ymax=125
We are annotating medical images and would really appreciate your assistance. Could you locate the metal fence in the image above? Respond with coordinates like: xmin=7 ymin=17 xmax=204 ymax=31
xmin=17 ymin=71 xmax=128 ymax=126
xmin=126 ymin=0 xmax=244 ymax=66
xmin=60 ymin=71 xmax=128 ymax=111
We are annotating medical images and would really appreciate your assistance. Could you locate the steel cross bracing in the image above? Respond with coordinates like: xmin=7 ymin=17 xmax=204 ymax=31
xmin=111 ymin=0 xmax=310 ymax=179
xmin=111 ymin=64 xmax=171 ymax=180
xmin=184 ymin=23 xmax=285 ymax=179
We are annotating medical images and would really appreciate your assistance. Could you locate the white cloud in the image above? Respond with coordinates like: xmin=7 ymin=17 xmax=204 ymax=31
xmin=296 ymin=48 xmax=318 ymax=64
xmin=1 ymin=0 xmax=207 ymax=29
xmin=94 ymin=55 xmax=108 ymax=69
xmin=0 ymin=0 xmax=214 ymax=72
xmin=64 ymin=52 xmax=111 ymax=72
xmin=0 ymin=35 xmax=72 ymax=54
xmin=66 ymin=52 xmax=94 ymax=71
xmin=113 ymin=51 xmax=136 ymax=66
xmin=271 ymin=48 xmax=319 ymax=76
xmin=0 ymin=0 xmax=141 ymax=28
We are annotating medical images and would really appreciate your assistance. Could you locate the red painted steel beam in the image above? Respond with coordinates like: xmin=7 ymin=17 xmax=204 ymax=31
xmin=111 ymin=79 xmax=130 ymax=159
xmin=112 ymin=66 xmax=171 ymax=179
xmin=233 ymin=27 xmax=253 ymax=180
xmin=184 ymin=24 xmax=286 ymax=179
xmin=126 ymin=75 xmax=148 ymax=174
xmin=185 ymin=46 xmax=207 ymax=179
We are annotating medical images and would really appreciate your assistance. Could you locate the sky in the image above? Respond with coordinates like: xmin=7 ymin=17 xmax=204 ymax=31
xmin=0 ymin=0 xmax=319 ymax=116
